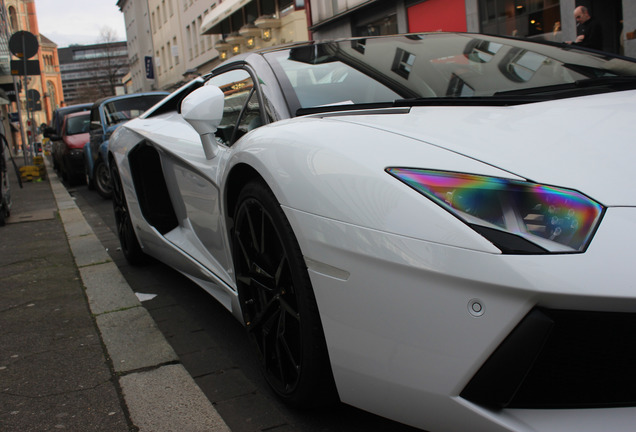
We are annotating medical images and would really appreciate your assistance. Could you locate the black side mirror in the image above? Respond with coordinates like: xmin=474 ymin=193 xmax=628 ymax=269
xmin=43 ymin=126 xmax=55 ymax=138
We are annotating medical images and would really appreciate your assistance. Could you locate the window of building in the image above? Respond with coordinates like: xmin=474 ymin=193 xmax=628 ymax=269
xmin=479 ymin=0 xmax=561 ymax=41
xmin=192 ymin=20 xmax=199 ymax=57
xmin=261 ymin=0 xmax=276 ymax=16
xmin=245 ymin=1 xmax=258 ymax=24
xmin=355 ymin=14 xmax=398 ymax=36
xmin=186 ymin=25 xmax=193 ymax=60
xmin=156 ymin=50 xmax=161 ymax=75
xmin=279 ymin=0 xmax=294 ymax=16
xmin=47 ymin=81 xmax=58 ymax=111
xmin=198 ymin=16 xmax=205 ymax=51
xmin=8 ymin=6 xmax=17 ymax=31
xmin=173 ymin=37 xmax=180 ymax=64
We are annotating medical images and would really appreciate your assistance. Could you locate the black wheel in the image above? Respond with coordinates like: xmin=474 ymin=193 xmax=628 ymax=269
xmin=94 ymin=160 xmax=112 ymax=199
xmin=232 ymin=181 xmax=337 ymax=408
xmin=111 ymin=162 xmax=146 ymax=265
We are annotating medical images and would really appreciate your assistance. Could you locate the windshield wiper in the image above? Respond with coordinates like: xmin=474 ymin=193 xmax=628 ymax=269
xmin=296 ymin=96 xmax=545 ymax=116
xmin=296 ymin=101 xmax=395 ymax=116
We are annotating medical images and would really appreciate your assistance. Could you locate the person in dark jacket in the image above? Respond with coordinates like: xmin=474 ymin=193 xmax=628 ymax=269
xmin=571 ymin=6 xmax=603 ymax=50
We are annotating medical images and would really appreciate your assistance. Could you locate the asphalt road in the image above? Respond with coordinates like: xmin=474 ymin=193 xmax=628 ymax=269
xmin=65 ymin=178 xmax=423 ymax=432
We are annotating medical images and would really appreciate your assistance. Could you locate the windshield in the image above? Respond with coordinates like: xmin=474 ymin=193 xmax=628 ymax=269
xmin=265 ymin=33 xmax=636 ymax=113
xmin=103 ymin=94 xmax=167 ymax=127
xmin=66 ymin=113 xmax=90 ymax=135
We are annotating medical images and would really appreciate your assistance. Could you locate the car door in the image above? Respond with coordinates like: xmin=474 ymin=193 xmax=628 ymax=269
xmin=88 ymin=105 xmax=105 ymax=169
xmin=160 ymin=67 xmax=264 ymax=291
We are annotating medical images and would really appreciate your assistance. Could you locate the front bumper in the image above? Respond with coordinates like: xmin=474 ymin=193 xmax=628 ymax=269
xmin=286 ymin=205 xmax=636 ymax=432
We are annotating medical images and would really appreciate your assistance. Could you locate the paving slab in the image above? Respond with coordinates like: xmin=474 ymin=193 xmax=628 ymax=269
xmin=96 ymin=306 xmax=179 ymax=373
xmin=80 ymin=261 xmax=141 ymax=315
xmin=120 ymin=364 xmax=231 ymax=432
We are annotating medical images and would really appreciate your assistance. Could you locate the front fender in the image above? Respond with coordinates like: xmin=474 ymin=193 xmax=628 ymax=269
xmin=99 ymin=140 xmax=110 ymax=169
xmin=83 ymin=141 xmax=94 ymax=177
xmin=226 ymin=116 xmax=511 ymax=253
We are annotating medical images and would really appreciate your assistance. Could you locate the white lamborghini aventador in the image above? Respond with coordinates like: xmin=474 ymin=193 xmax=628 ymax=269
xmin=108 ymin=33 xmax=636 ymax=431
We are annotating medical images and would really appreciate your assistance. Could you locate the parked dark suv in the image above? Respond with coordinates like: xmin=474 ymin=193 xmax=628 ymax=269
xmin=84 ymin=92 xmax=168 ymax=198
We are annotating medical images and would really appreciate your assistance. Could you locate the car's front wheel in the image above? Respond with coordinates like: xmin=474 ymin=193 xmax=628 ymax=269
xmin=94 ymin=160 xmax=112 ymax=199
xmin=111 ymin=162 xmax=146 ymax=265
xmin=232 ymin=180 xmax=337 ymax=408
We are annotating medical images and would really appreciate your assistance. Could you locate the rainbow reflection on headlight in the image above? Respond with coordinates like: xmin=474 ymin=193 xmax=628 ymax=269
xmin=387 ymin=168 xmax=604 ymax=253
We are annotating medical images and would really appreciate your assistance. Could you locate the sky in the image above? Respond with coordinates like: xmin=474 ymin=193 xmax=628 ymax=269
xmin=35 ymin=0 xmax=127 ymax=48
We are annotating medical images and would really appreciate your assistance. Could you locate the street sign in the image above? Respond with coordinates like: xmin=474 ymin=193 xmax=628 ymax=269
xmin=145 ymin=56 xmax=154 ymax=79
xmin=10 ymin=59 xmax=41 ymax=76
xmin=9 ymin=31 xmax=39 ymax=59
xmin=26 ymin=89 xmax=41 ymax=111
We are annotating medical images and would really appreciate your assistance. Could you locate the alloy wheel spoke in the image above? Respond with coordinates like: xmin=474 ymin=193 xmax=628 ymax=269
xmin=235 ymin=192 xmax=304 ymax=395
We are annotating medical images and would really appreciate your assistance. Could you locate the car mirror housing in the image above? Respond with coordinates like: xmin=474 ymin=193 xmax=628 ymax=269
xmin=182 ymin=85 xmax=225 ymax=160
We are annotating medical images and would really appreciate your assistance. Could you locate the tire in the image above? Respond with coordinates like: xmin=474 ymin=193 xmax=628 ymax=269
xmin=111 ymin=162 xmax=146 ymax=265
xmin=94 ymin=160 xmax=113 ymax=199
xmin=232 ymin=181 xmax=338 ymax=408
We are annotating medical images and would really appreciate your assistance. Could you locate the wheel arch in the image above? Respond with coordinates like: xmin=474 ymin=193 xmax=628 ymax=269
xmin=225 ymin=163 xmax=268 ymax=223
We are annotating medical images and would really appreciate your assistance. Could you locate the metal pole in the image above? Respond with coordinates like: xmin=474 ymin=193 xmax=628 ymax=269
xmin=12 ymin=76 xmax=27 ymax=165
xmin=21 ymin=33 xmax=33 ymax=165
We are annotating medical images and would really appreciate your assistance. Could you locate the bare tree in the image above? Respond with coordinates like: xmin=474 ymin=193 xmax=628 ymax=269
xmin=91 ymin=26 xmax=129 ymax=98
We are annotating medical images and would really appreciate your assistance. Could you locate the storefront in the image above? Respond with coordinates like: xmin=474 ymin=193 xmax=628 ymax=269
xmin=201 ymin=0 xmax=309 ymax=60
xmin=309 ymin=0 xmax=635 ymax=58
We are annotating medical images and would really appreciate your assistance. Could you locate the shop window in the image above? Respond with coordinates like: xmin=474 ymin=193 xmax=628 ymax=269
xmin=355 ymin=14 xmax=398 ymax=37
xmin=479 ymin=0 xmax=561 ymax=41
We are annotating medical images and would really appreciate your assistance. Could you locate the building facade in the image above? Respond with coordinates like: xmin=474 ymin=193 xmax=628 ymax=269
xmin=117 ymin=0 xmax=635 ymax=93
xmin=118 ymin=0 xmax=156 ymax=93
xmin=309 ymin=0 xmax=636 ymax=58
xmin=118 ymin=0 xmax=310 ymax=91
xmin=146 ymin=0 xmax=188 ymax=90
xmin=1 ymin=0 xmax=64 ymax=152
xmin=58 ymin=42 xmax=129 ymax=105
xmin=201 ymin=0 xmax=309 ymax=61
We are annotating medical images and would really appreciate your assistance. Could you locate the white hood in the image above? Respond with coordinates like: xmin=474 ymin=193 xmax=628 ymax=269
xmin=335 ymin=90 xmax=636 ymax=207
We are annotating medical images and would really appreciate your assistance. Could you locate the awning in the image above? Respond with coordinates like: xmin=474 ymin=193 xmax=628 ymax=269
xmin=0 ymin=89 xmax=10 ymax=105
xmin=201 ymin=0 xmax=253 ymax=35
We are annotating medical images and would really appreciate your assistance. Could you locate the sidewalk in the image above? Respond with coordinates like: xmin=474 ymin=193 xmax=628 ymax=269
xmin=0 ymin=157 xmax=231 ymax=432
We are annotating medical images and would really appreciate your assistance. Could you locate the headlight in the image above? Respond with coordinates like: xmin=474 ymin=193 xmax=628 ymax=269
xmin=387 ymin=168 xmax=604 ymax=254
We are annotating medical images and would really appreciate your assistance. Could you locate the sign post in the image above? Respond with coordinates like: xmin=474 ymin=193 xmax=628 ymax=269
xmin=9 ymin=31 xmax=40 ymax=165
